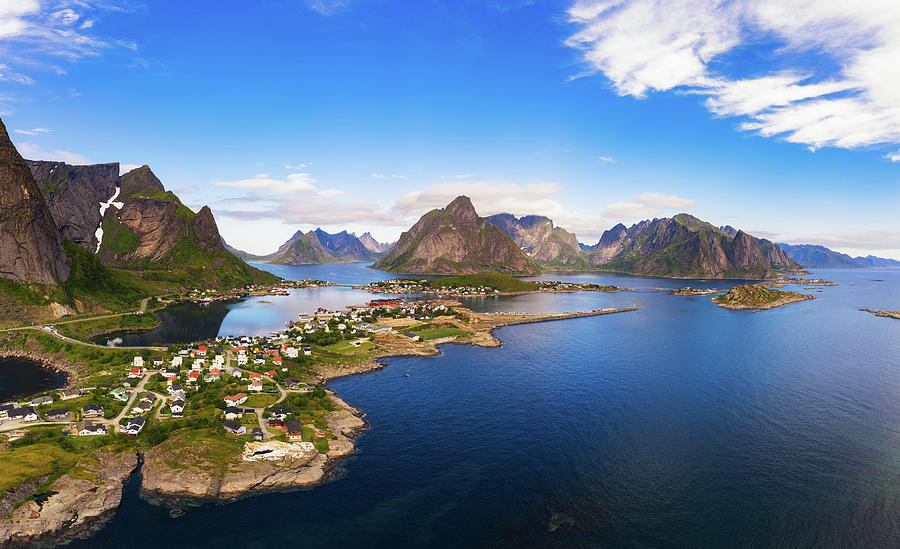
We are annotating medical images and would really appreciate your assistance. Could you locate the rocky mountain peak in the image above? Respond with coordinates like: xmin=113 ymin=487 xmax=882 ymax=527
xmin=444 ymin=195 xmax=478 ymax=223
xmin=119 ymin=165 xmax=164 ymax=198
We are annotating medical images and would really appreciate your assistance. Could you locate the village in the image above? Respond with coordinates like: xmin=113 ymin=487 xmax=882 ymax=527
xmin=0 ymin=297 xmax=466 ymax=450
xmin=359 ymin=277 xmax=623 ymax=297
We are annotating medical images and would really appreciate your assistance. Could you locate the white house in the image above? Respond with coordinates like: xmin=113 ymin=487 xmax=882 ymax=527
xmin=125 ymin=416 xmax=146 ymax=435
xmin=133 ymin=356 xmax=144 ymax=368
xmin=78 ymin=422 xmax=108 ymax=436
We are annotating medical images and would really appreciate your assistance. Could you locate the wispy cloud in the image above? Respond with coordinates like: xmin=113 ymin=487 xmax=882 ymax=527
xmin=885 ymin=150 xmax=900 ymax=162
xmin=566 ymin=0 xmax=900 ymax=154
xmin=284 ymin=163 xmax=308 ymax=169
xmin=597 ymin=155 xmax=616 ymax=163
xmin=602 ymin=192 xmax=695 ymax=219
xmin=17 ymin=142 xmax=89 ymax=164
xmin=302 ymin=0 xmax=350 ymax=16
xmin=214 ymin=172 xmax=319 ymax=194
xmin=13 ymin=127 xmax=51 ymax=135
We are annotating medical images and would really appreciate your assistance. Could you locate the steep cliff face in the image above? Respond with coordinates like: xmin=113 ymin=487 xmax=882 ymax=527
xmin=0 ymin=119 xmax=70 ymax=285
xmin=587 ymin=214 xmax=800 ymax=279
xmin=373 ymin=196 xmax=539 ymax=275
xmin=486 ymin=213 xmax=583 ymax=266
xmin=27 ymin=160 xmax=119 ymax=251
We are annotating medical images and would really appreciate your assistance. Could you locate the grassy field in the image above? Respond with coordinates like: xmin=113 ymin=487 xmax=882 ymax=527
xmin=321 ymin=340 xmax=374 ymax=354
xmin=415 ymin=327 xmax=468 ymax=340
xmin=243 ymin=394 xmax=278 ymax=408
xmin=56 ymin=312 xmax=160 ymax=342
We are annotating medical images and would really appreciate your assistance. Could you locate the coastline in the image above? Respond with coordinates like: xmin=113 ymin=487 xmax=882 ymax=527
xmin=0 ymin=347 xmax=76 ymax=392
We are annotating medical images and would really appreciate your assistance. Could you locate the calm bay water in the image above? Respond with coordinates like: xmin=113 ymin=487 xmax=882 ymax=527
xmin=0 ymin=357 xmax=67 ymax=401
xmin=66 ymin=264 xmax=900 ymax=547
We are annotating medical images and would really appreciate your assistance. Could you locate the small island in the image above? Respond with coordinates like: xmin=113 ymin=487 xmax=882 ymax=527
xmin=673 ymin=287 xmax=720 ymax=296
xmin=775 ymin=276 xmax=838 ymax=286
xmin=859 ymin=308 xmax=900 ymax=320
xmin=712 ymin=284 xmax=815 ymax=310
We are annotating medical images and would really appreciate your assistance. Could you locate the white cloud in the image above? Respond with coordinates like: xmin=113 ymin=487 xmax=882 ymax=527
xmin=391 ymin=173 xmax=406 ymax=179
xmin=214 ymin=172 xmax=318 ymax=194
xmin=0 ymin=63 xmax=36 ymax=84
xmin=79 ymin=19 xmax=94 ymax=29
xmin=780 ymin=230 xmax=900 ymax=252
xmin=13 ymin=127 xmax=51 ymax=135
xmin=284 ymin=163 xmax=308 ymax=169
xmin=634 ymin=192 xmax=694 ymax=209
xmin=601 ymin=201 xmax=658 ymax=219
xmin=884 ymin=150 xmax=900 ymax=162
xmin=598 ymin=155 xmax=616 ymax=163
xmin=302 ymin=0 xmax=350 ymax=16
xmin=370 ymin=173 xmax=387 ymax=179
xmin=17 ymin=142 xmax=89 ymax=164
xmin=319 ymin=188 xmax=346 ymax=197
xmin=566 ymin=0 xmax=900 ymax=153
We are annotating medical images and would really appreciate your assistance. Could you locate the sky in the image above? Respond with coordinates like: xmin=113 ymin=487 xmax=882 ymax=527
xmin=1 ymin=0 xmax=899 ymax=258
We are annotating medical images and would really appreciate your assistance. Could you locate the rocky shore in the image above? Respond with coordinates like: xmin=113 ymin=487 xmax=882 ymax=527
xmin=673 ymin=287 xmax=720 ymax=296
xmin=712 ymin=284 xmax=815 ymax=310
xmin=859 ymin=308 xmax=900 ymax=320
xmin=0 ymin=451 xmax=137 ymax=548
xmin=139 ymin=392 xmax=366 ymax=504
xmin=0 ymin=346 xmax=77 ymax=390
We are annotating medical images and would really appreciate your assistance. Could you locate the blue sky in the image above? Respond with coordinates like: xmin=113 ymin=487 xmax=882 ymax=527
xmin=1 ymin=0 xmax=899 ymax=257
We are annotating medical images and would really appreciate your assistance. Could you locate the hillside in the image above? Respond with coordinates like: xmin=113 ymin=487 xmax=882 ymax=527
xmin=268 ymin=230 xmax=337 ymax=265
xmin=372 ymin=196 xmax=540 ymax=275
xmin=776 ymin=243 xmax=863 ymax=268
xmin=712 ymin=284 xmax=815 ymax=310
xmin=313 ymin=229 xmax=381 ymax=261
xmin=486 ymin=214 xmax=585 ymax=268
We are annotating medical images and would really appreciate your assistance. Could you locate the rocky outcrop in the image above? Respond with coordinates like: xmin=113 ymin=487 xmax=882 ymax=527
xmin=712 ymin=283 xmax=814 ymax=310
xmin=374 ymin=196 xmax=540 ymax=275
xmin=358 ymin=231 xmax=391 ymax=253
xmin=268 ymin=230 xmax=337 ymax=265
xmin=586 ymin=214 xmax=801 ymax=279
xmin=140 ymin=394 xmax=366 ymax=502
xmin=486 ymin=213 xmax=583 ymax=267
xmin=314 ymin=228 xmax=380 ymax=261
xmin=27 ymin=160 xmax=119 ymax=251
xmin=0 ymin=451 xmax=137 ymax=548
xmin=0 ymin=118 xmax=70 ymax=285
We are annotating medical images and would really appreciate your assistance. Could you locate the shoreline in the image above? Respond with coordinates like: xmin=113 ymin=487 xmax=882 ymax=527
xmin=0 ymin=348 xmax=76 ymax=392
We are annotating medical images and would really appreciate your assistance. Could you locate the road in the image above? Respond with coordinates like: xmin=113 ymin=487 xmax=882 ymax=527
xmin=108 ymin=371 xmax=153 ymax=431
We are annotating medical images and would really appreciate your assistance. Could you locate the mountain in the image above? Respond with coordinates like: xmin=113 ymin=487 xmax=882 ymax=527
xmin=373 ymin=196 xmax=539 ymax=275
xmin=776 ymin=243 xmax=863 ymax=268
xmin=268 ymin=230 xmax=337 ymax=265
xmin=358 ymin=231 xmax=392 ymax=253
xmin=0 ymin=119 xmax=70 ymax=286
xmin=485 ymin=213 xmax=584 ymax=267
xmin=313 ymin=228 xmax=380 ymax=261
xmin=27 ymin=159 xmax=278 ymax=291
xmin=586 ymin=214 xmax=801 ymax=279
xmin=854 ymin=255 xmax=900 ymax=268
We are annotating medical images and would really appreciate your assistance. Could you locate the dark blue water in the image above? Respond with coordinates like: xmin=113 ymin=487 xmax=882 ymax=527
xmin=69 ymin=268 xmax=900 ymax=547
xmin=0 ymin=357 xmax=67 ymax=401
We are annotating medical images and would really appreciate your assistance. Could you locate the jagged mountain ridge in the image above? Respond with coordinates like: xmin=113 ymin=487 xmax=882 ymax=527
xmin=775 ymin=243 xmax=900 ymax=268
xmin=485 ymin=213 xmax=584 ymax=267
xmin=373 ymin=196 xmax=540 ymax=275
xmin=358 ymin=231 xmax=392 ymax=253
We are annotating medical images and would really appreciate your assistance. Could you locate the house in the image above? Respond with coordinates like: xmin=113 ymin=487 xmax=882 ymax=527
xmin=270 ymin=407 xmax=290 ymax=420
xmin=187 ymin=371 xmax=200 ymax=383
xmin=82 ymin=404 xmax=104 ymax=418
xmin=224 ymin=393 xmax=248 ymax=406
xmin=248 ymin=379 xmax=263 ymax=392
xmin=285 ymin=420 xmax=303 ymax=441
xmin=152 ymin=356 xmax=164 ymax=367
xmin=224 ymin=406 xmax=244 ymax=420
xmin=128 ymin=367 xmax=142 ymax=378
xmin=249 ymin=372 xmax=262 ymax=381
xmin=166 ymin=384 xmax=184 ymax=396
xmin=59 ymin=389 xmax=83 ymax=400
xmin=31 ymin=395 xmax=54 ymax=407
xmin=0 ymin=404 xmax=14 ymax=419
xmin=402 ymin=332 xmax=421 ymax=342
xmin=265 ymin=370 xmax=276 ymax=377
xmin=11 ymin=407 xmax=38 ymax=421
xmin=267 ymin=417 xmax=284 ymax=427
xmin=171 ymin=356 xmax=183 ymax=367
xmin=78 ymin=421 xmax=108 ymax=436
xmin=171 ymin=399 xmax=185 ymax=417
xmin=125 ymin=416 xmax=146 ymax=435
xmin=272 ymin=356 xmax=283 ymax=366
xmin=252 ymin=427 xmax=264 ymax=441
xmin=197 ymin=345 xmax=207 ymax=356
xmin=131 ymin=399 xmax=153 ymax=414
xmin=223 ymin=420 xmax=246 ymax=435
xmin=191 ymin=360 xmax=203 ymax=371
xmin=230 ymin=368 xmax=244 ymax=378
xmin=236 ymin=354 xmax=248 ymax=365
xmin=162 ymin=368 xmax=179 ymax=378
xmin=283 ymin=378 xmax=300 ymax=390
xmin=110 ymin=387 xmax=128 ymax=402
xmin=284 ymin=347 xmax=299 ymax=358
xmin=47 ymin=409 xmax=69 ymax=420
xmin=133 ymin=356 xmax=144 ymax=368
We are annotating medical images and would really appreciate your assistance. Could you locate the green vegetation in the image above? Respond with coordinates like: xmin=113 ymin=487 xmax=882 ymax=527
xmin=413 ymin=327 xmax=468 ymax=340
xmin=321 ymin=340 xmax=374 ymax=354
xmin=243 ymin=394 xmax=277 ymax=408
xmin=425 ymin=273 xmax=538 ymax=292
xmin=712 ymin=284 xmax=814 ymax=309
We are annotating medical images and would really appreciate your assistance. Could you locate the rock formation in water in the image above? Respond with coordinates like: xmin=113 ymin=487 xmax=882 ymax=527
xmin=0 ymin=118 xmax=70 ymax=285
xmin=373 ymin=196 xmax=540 ymax=275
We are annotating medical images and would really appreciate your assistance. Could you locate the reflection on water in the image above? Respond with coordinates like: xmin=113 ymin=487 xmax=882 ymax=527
xmin=0 ymin=356 xmax=67 ymax=400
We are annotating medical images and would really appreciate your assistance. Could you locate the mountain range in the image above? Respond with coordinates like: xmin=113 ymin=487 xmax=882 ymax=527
xmin=775 ymin=243 xmax=900 ymax=269
xmin=228 ymin=228 xmax=391 ymax=265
